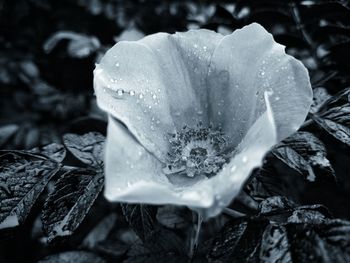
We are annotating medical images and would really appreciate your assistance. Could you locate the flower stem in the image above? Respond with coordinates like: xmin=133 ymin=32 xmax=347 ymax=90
xmin=189 ymin=212 xmax=203 ymax=261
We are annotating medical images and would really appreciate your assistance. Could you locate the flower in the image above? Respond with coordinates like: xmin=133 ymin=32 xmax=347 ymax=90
xmin=93 ymin=23 xmax=312 ymax=218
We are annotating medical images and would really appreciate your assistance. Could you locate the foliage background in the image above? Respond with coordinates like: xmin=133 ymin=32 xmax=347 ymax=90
xmin=0 ymin=0 xmax=350 ymax=262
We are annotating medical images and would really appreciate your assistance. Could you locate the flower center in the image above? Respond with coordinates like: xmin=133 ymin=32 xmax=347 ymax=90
xmin=164 ymin=124 xmax=228 ymax=178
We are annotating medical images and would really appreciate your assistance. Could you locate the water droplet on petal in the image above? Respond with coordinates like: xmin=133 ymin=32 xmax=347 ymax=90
xmin=116 ymin=88 xmax=124 ymax=97
xmin=242 ymin=156 xmax=248 ymax=163
xmin=115 ymin=62 xmax=120 ymax=67
xmin=129 ymin=90 xmax=135 ymax=96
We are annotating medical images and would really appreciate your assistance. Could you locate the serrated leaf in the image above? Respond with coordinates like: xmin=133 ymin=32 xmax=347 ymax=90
xmin=125 ymin=227 xmax=188 ymax=263
xmin=313 ymin=88 xmax=350 ymax=146
xmin=0 ymin=151 xmax=60 ymax=230
xmin=273 ymin=132 xmax=335 ymax=182
xmin=121 ymin=204 xmax=157 ymax=241
xmin=38 ymin=251 xmax=106 ymax=263
xmin=30 ymin=143 xmax=66 ymax=163
xmin=207 ymin=203 xmax=350 ymax=262
xmin=42 ymin=169 xmax=104 ymax=242
xmin=63 ymin=132 xmax=105 ymax=169
xmin=207 ymin=218 xmax=269 ymax=262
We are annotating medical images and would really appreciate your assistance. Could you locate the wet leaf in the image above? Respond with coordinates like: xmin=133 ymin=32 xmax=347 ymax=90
xmin=38 ymin=251 xmax=106 ymax=263
xmin=121 ymin=204 xmax=157 ymax=241
xmin=273 ymin=132 xmax=335 ymax=182
xmin=30 ymin=143 xmax=66 ymax=163
xmin=63 ymin=132 xmax=105 ymax=169
xmin=312 ymin=88 xmax=350 ymax=146
xmin=207 ymin=203 xmax=350 ymax=262
xmin=0 ymin=151 xmax=60 ymax=230
xmin=42 ymin=169 xmax=104 ymax=242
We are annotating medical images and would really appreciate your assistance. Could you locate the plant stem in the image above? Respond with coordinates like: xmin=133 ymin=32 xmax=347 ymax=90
xmin=223 ymin=208 xmax=246 ymax=218
xmin=189 ymin=212 xmax=203 ymax=261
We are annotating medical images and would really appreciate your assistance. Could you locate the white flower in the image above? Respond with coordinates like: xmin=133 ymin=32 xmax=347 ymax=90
xmin=93 ymin=23 xmax=312 ymax=218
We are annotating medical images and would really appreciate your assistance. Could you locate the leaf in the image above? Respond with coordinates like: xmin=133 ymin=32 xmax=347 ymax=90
xmin=0 ymin=151 xmax=60 ymax=230
xmin=245 ymin=160 xmax=287 ymax=201
xmin=38 ymin=251 xmax=106 ymax=263
xmin=258 ymin=196 xmax=296 ymax=215
xmin=156 ymin=206 xmax=191 ymax=229
xmin=43 ymin=31 xmax=100 ymax=58
xmin=207 ymin=218 xmax=269 ymax=262
xmin=312 ymin=88 xmax=350 ymax=146
xmin=42 ymin=169 xmax=104 ymax=242
xmin=207 ymin=202 xmax=350 ymax=262
xmin=63 ymin=132 xmax=105 ymax=169
xmin=121 ymin=204 xmax=157 ymax=241
xmin=273 ymin=132 xmax=335 ymax=182
xmin=259 ymin=224 xmax=292 ymax=262
xmin=30 ymin=143 xmax=66 ymax=163
xmin=125 ymin=227 xmax=188 ymax=263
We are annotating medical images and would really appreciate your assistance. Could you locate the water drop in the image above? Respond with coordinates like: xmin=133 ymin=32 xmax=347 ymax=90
xmin=129 ymin=90 xmax=135 ymax=96
xmin=242 ymin=156 xmax=248 ymax=163
xmin=139 ymin=93 xmax=144 ymax=99
xmin=115 ymin=62 xmax=120 ymax=67
xmin=231 ymin=165 xmax=236 ymax=172
xmin=152 ymin=94 xmax=157 ymax=100
xmin=116 ymin=89 xmax=124 ymax=97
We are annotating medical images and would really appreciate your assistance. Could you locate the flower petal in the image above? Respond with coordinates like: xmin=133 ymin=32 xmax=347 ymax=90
xmin=94 ymin=30 xmax=223 ymax=161
xmin=207 ymin=23 xmax=312 ymax=147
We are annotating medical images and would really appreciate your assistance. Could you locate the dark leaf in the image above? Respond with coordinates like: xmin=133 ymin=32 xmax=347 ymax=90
xmin=258 ymin=196 xmax=296 ymax=215
xmin=208 ymin=202 xmax=350 ymax=262
xmin=273 ymin=132 xmax=336 ymax=182
xmin=38 ymin=251 xmax=106 ymax=263
xmin=313 ymin=88 xmax=350 ymax=146
xmin=286 ymin=220 xmax=350 ymax=262
xmin=125 ymin=227 xmax=188 ymax=263
xmin=42 ymin=169 xmax=104 ymax=242
xmin=245 ymin=161 xmax=287 ymax=201
xmin=207 ymin=218 xmax=269 ymax=262
xmin=63 ymin=132 xmax=105 ymax=169
xmin=121 ymin=204 xmax=157 ymax=241
xmin=30 ymin=143 xmax=66 ymax=163
xmin=0 ymin=151 xmax=60 ymax=230
xmin=259 ymin=224 xmax=292 ymax=262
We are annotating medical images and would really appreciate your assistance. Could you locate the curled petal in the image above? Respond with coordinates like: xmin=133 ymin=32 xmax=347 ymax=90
xmin=208 ymin=23 xmax=312 ymax=146
xmin=94 ymin=30 xmax=223 ymax=161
